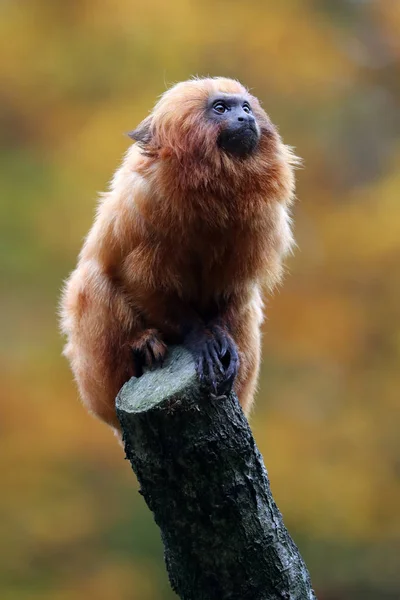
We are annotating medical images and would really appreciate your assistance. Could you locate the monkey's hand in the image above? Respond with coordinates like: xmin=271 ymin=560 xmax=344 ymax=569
xmin=131 ymin=329 xmax=167 ymax=378
xmin=184 ymin=324 xmax=239 ymax=393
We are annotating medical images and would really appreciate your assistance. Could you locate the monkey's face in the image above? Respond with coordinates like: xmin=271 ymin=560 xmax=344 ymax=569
xmin=129 ymin=78 xmax=279 ymax=170
xmin=207 ymin=93 xmax=260 ymax=158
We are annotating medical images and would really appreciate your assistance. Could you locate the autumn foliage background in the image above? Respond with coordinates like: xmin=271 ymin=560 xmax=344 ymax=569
xmin=1 ymin=1 xmax=399 ymax=599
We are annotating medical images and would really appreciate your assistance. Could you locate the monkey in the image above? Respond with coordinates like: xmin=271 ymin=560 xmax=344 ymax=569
xmin=60 ymin=77 xmax=298 ymax=437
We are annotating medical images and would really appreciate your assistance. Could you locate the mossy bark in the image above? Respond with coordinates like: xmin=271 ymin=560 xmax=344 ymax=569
xmin=116 ymin=346 xmax=317 ymax=600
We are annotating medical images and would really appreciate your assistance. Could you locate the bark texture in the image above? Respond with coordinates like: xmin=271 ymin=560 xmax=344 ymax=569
xmin=116 ymin=346 xmax=317 ymax=600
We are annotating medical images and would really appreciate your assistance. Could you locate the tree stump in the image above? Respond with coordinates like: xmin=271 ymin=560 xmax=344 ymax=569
xmin=116 ymin=346 xmax=317 ymax=600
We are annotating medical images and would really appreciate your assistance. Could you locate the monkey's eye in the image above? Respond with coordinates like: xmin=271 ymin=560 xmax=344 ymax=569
xmin=213 ymin=102 xmax=228 ymax=114
xmin=242 ymin=103 xmax=251 ymax=114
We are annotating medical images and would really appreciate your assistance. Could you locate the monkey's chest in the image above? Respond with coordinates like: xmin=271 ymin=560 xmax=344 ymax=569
xmin=123 ymin=222 xmax=266 ymax=326
xmin=180 ymin=233 xmax=261 ymax=303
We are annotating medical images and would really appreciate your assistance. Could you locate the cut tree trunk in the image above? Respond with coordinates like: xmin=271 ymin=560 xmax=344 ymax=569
xmin=116 ymin=346 xmax=317 ymax=600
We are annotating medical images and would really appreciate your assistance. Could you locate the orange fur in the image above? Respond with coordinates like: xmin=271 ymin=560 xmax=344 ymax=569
xmin=60 ymin=77 xmax=298 ymax=433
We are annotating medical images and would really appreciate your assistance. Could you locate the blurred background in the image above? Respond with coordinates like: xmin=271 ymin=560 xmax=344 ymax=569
xmin=1 ymin=1 xmax=399 ymax=598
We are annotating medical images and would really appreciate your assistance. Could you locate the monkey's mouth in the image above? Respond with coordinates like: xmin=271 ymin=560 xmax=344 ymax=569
xmin=217 ymin=123 xmax=259 ymax=158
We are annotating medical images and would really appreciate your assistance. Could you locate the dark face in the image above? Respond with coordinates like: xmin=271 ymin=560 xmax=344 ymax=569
xmin=207 ymin=93 xmax=260 ymax=158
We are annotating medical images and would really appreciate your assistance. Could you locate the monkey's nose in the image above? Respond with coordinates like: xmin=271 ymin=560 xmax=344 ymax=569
xmin=238 ymin=113 xmax=255 ymax=125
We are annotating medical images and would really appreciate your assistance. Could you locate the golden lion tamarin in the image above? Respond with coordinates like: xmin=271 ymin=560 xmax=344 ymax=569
xmin=60 ymin=77 xmax=298 ymax=436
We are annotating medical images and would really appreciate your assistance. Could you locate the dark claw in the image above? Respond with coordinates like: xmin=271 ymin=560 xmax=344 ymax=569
xmin=211 ymin=324 xmax=239 ymax=381
xmin=207 ymin=339 xmax=224 ymax=374
xmin=216 ymin=329 xmax=229 ymax=358
xmin=197 ymin=353 xmax=205 ymax=381
xmin=225 ymin=341 xmax=239 ymax=381
xmin=204 ymin=346 xmax=217 ymax=392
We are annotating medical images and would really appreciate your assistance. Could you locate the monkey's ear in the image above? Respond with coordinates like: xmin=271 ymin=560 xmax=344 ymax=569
xmin=126 ymin=116 xmax=153 ymax=145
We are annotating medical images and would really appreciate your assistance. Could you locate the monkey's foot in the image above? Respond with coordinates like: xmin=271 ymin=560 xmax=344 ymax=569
xmin=131 ymin=329 xmax=167 ymax=378
xmin=184 ymin=326 xmax=239 ymax=393
xmin=209 ymin=324 xmax=239 ymax=384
